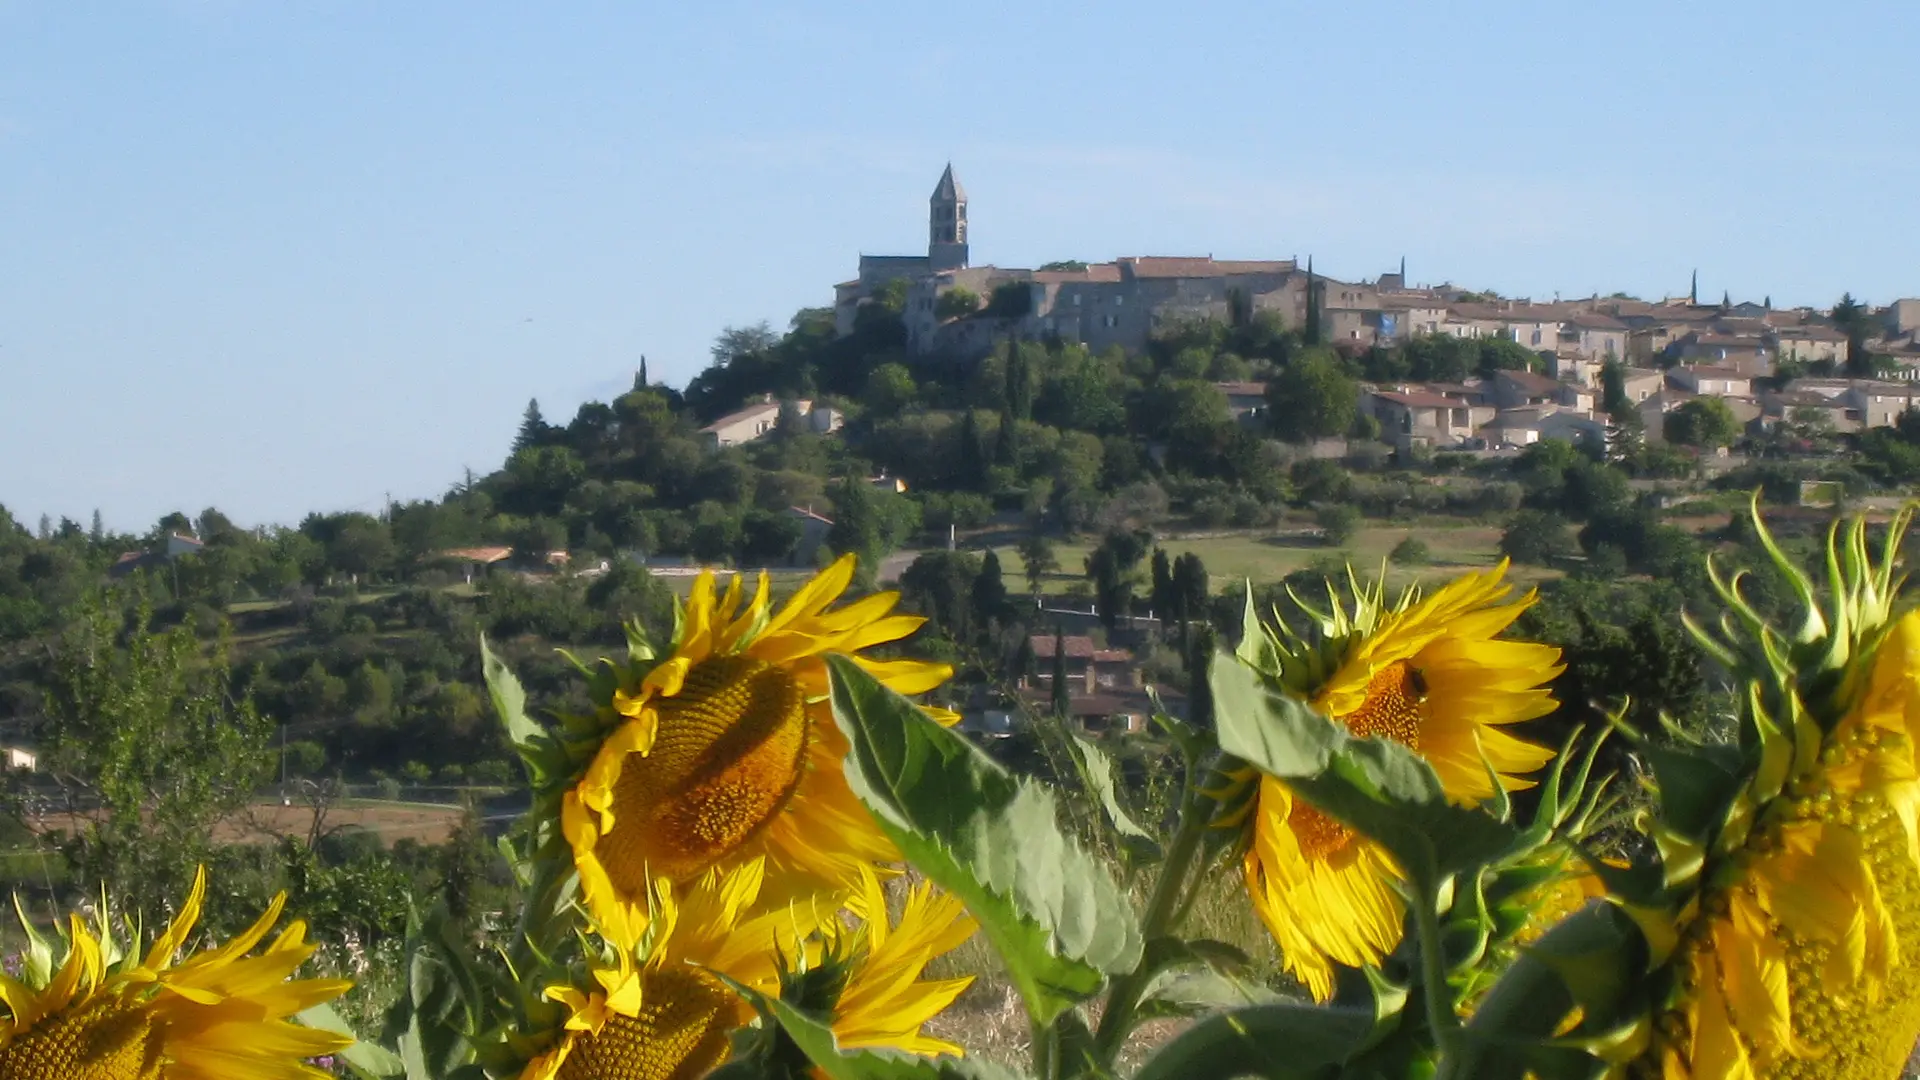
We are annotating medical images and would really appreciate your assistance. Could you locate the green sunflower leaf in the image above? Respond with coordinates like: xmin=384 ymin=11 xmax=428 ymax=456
xmin=1209 ymin=651 xmax=1521 ymax=890
xmin=1067 ymin=733 xmax=1155 ymax=845
xmin=295 ymin=1004 xmax=404 ymax=1079
xmin=481 ymin=635 xmax=555 ymax=788
xmin=1132 ymin=1000 xmax=1377 ymax=1080
xmin=827 ymin=655 xmax=1144 ymax=1028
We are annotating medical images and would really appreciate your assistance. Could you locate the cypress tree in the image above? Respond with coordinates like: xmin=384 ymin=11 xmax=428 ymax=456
xmin=971 ymin=550 xmax=1009 ymax=638
xmin=1303 ymin=256 xmax=1322 ymax=346
xmin=1050 ymin=627 xmax=1070 ymax=720
xmin=1150 ymin=548 xmax=1173 ymax=629
xmin=959 ymin=410 xmax=985 ymax=487
xmin=512 ymin=398 xmax=548 ymax=452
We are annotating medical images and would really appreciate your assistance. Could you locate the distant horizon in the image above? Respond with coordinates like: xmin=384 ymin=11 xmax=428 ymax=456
xmin=6 ymin=3 xmax=1916 ymax=529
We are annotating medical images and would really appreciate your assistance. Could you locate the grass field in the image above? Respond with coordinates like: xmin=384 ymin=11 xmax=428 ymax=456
xmin=982 ymin=520 xmax=1559 ymax=598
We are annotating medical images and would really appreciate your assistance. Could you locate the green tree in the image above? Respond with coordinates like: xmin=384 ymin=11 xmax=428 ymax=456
xmin=936 ymin=287 xmax=981 ymax=320
xmin=1663 ymin=397 xmax=1742 ymax=449
xmin=1832 ymin=293 xmax=1875 ymax=376
xmin=826 ymin=477 xmax=882 ymax=568
xmin=512 ymin=398 xmax=551 ymax=452
xmin=1017 ymin=534 xmax=1058 ymax=597
xmin=1050 ymin=627 xmax=1071 ymax=719
xmin=1149 ymin=548 xmax=1174 ymax=624
xmin=13 ymin=597 xmax=271 ymax=920
xmin=1599 ymin=360 xmax=1632 ymax=421
xmin=1084 ymin=530 xmax=1150 ymax=631
xmin=1303 ymin=258 xmax=1322 ymax=345
xmin=863 ymin=363 xmax=919 ymax=416
xmin=970 ymin=550 xmax=1010 ymax=636
xmin=1267 ymin=349 xmax=1358 ymax=442
xmin=1500 ymin=509 xmax=1569 ymax=566
xmin=1170 ymin=552 xmax=1210 ymax=638
xmin=899 ymin=550 xmax=981 ymax=646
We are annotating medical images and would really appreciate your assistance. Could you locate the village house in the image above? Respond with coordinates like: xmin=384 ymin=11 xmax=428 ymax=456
xmin=1493 ymin=369 xmax=1593 ymax=413
xmin=1772 ymin=325 xmax=1848 ymax=366
xmin=1668 ymin=365 xmax=1752 ymax=398
xmin=1363 ymin=388 xmax=1490 ymax=450
xmin=1558 ymin=312 xmax=1629 ymax=362
xmin=1214 ymin=381 xmax=1269 ymax=426
xmin=1760 ymin=389 xmax=1860 ymax=432
xmin=108 ymin=532 xmax=206 ymax=579
xmin=1378 ymin=295 xmax=1449 ymax=339
xmin=1017 ymin=636 xmax=1175 ymax=733
xmin=1786 ymin=379 xmax=1920 ymax=429
xmin=1478 ymin=407 xmax=1604 ymax=449
xmin=1618 ymin=367 xmax=1665 ymax=404
xmin=699 ymin=396 xmax=842 ymax=449
xmin=1671 ymin=332 xmax=1774 ymax=376
xmin=435 ymin=546 xmax=514 ymax=585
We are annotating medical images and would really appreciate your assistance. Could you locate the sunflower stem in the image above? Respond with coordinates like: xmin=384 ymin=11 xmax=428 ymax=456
xmin=1031 ymin=1017 xmax=1059 ymax=1080
xmin=1414 ymin=881 xmax=1461 ymax=1077
xmin=1090 ymin=774 xmax=1213 ymax=1064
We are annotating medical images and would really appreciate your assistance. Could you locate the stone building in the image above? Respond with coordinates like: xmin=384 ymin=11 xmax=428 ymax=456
xmin=833 ymin=165 xmax=1402 ymax=363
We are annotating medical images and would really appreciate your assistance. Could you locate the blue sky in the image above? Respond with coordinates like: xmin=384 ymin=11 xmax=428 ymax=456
xmin=3 ymin=2 xmax=1916 ymax=530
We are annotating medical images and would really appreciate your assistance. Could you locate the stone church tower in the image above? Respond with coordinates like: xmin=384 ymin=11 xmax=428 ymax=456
xmin=928 ymin=163 xmax=968 ymax=272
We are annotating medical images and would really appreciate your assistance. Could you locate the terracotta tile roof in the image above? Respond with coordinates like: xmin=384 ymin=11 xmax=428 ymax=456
xmin=1774 ymin=324 xmax=1847 ymax=341
xmin=1497 ymin=370 xmax=1567 ymax=395
xmin=1379 ymin=295 xmax=1446 ymax=311
xmin=699 ymin=401 xmax=782 ymax=433
xmin=1032 ymin=264 xmax=1123 ymax=284
xmin=1678 ymin=364 xmax=1748 ymax=380
xmin=1213 ymin=381 xmax=1269 ymax=397
xmin=1688 ymin=333 xmax=1771 ymax=349
xmin=1767 ymin=390 xmax=1850 ymax=408
xmin=1118 ymin=257 xmax=1295 ymax=279
xmin=438 ymin=546 xmax=513 ymax=564
xmin=1563 ymin=312 xmax=1628 ymax=331
xmin=1031 ymin=635 xmax=1099 ymax=659
xmin=1372 ymin=389 xmax=1469 ymax=410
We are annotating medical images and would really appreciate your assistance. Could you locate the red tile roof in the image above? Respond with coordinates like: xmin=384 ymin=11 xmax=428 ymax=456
xmin=1372 ymin=389 xmax=1468 ymax=410
xmin=1118 ymin=257 xmax=1295 ymax=279
xmin=438 ymin=546 xmax=513 ymax=564
xmin=1031 ymin=635 xmax=1099 ymax=659
xmin=1032 ymin=264 xmax=1124 ymax=284
xmin=1213 ymin=381 xmax=1269 ymax=397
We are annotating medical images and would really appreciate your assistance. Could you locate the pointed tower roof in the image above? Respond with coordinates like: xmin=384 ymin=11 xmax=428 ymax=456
xmin=930 ymin=163 xmax=966 ymax=202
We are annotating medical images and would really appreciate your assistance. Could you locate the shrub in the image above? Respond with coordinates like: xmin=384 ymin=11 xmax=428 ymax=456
xmin=1315 ymin=504 xmax=1361 ymax=547
xmin=1389 ymin=536 xmax=1431 ymax=566
xmin=1500 ymin=509 xmax=1569 ymax=566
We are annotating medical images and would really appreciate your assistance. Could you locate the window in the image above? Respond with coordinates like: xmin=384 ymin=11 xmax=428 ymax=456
xmin=1114 ymin=295 xmax=1124 ymax=306
xmin=1072 ymin=295 xmax=1081 ymax=306
xmin=1530 ymin=329 xmax=1543 ymax=345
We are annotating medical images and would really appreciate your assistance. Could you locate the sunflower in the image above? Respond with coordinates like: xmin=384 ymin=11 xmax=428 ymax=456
xmin=560 ymin=555 xmax=954 ymax=933
xmin=0 ymin=866 xmax=353 ymax=1080
xmin=1636 ymin=572 xmax=1920 ymax=1078
xmin=518 ymin=859 xmax=974 ymax=1080
xmin=830 ymin=869 xmax=976 ymax=1058
xmin=1225 ymin=562 xmax=1562 ymax=1000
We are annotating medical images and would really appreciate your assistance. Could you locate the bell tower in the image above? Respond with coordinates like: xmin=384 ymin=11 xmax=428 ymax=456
xmin=928 ymin=163 xmax=969 ymax=272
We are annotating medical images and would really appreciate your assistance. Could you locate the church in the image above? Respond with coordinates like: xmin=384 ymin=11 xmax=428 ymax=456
xmin=832 ymin=165 xmax=1401 ymax=361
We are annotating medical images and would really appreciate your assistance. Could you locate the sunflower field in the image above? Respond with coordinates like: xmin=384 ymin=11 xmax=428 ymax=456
xmin=11 ymin=502 xmax=1920 ymax=1079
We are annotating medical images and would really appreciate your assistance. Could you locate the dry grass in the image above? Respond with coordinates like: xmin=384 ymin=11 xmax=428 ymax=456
xmin=917 ymin=849 xmax=1296 ymax=1074
xmin=26 ymin=799 xmax=465 ymax=848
